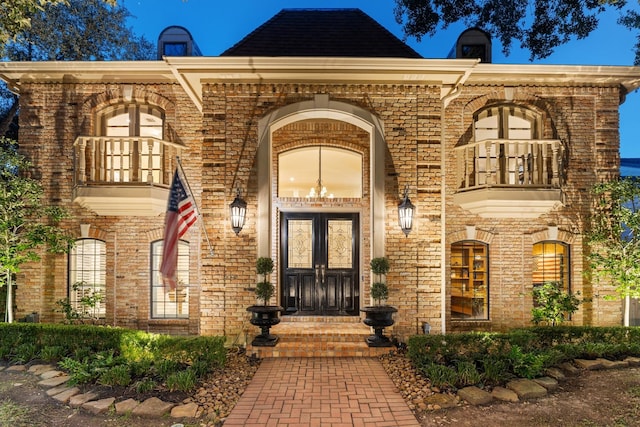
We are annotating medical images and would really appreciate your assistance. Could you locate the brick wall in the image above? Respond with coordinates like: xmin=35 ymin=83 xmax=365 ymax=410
xmin=17 ymin=81 xmax=202 ymax=335
xmin=14 ymin=78 xmax=623 ymax=340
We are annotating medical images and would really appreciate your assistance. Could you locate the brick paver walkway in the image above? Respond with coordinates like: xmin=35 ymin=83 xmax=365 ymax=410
xmin=223 ymin=357 xmax=420 ymax=427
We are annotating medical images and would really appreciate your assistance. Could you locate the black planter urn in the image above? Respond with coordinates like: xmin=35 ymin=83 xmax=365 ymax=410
xmin=247 ymin=305 xmax=283 ymax=346
xmin=360 ymin=305 xmax=398 ymax=347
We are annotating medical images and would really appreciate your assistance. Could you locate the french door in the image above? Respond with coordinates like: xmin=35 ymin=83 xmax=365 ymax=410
xmin=280 ymin=212 xmax=359 ymax=315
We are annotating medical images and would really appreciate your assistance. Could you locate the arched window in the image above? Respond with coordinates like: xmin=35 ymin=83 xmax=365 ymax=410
xmin=470 ymin=105 xmax=557 ymax=187
xmin=97 ymin=104 xmax=164 ymax=183
xmin=100 ymin=104 xmax=164 ymax=138
xmin=68 ymin=239 xmax=106 ymax=319
xmin=278 ymin=146 xmax=362 ymax=198
xmin=451 ymin=241 xmax=489 ymax=320
xmin=150 ymin=240 xmax=190 ymax=318
xmin=474 ymin=105 xmax=542 ymax=141
xmin=532 ymin=241 xmax=570 ymax=291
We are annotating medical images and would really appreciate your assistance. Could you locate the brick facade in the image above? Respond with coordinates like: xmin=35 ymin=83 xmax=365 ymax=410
xmin=2 ymin=58 xmax=636 ymax=341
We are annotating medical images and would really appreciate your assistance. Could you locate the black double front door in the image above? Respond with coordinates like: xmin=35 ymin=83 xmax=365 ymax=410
xmin=280 ymin=212 xmax=359 ymax=315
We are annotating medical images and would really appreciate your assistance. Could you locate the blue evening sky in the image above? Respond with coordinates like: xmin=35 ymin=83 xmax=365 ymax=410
xmin=124 ymin=0 xmax=640 ymax=158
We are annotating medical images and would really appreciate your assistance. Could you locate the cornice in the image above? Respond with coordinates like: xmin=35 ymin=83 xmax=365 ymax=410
xmin=1 ymin=58 xmax=639 ymax=112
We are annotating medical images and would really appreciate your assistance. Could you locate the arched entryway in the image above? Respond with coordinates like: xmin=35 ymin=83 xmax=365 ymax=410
xmin=256 ymin=94 xmax=386 ymax=315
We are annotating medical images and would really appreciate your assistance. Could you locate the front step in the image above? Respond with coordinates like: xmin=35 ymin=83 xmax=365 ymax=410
xmin=245 ymin=317 xmax=395 ymax=358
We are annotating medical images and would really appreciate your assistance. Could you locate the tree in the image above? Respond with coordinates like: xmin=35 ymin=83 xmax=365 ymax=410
xmin=531 ymin=282 xmax=582 ymax=326
xmin=393 ymin=0 xmax=640 ymax=63
xmin=0 ymin=0 xmax=116 ymax=55
xmin=5 ymin=0 xmax=153 ymax=61
xmin=587 ymin=177 xmax=640 ymax=325
xmin=0 ymin=0 xmax=154 ymax=138
xmin=0 ymin=0 xmax=66 ymax=54
xmin=0 ymin=138 xmax=74 ymax=322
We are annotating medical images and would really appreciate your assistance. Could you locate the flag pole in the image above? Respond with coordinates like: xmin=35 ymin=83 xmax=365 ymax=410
xmin=176 ymin=156 xmax=214 ymax=257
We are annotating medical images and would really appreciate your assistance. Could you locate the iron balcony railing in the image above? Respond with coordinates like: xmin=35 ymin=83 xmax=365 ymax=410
xmin=454 ymin=139 xmax=564 ymax=191
xmin=73 ymin=136 xmax=184 ymax=187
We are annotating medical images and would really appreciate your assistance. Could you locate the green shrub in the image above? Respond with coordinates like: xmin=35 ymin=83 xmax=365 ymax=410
xmin=156 ymin=359 xmax=182 ymax=380
xmin=421 ymin=363 xmax=457 ymax=389
xmin=508 ymin=346 xmax=546 ymax=379
xmin=129 ymin=359 xmax=153 ymax=377
xmin=39 ymin=345 xmax=66 ymax=362
xmin=73 ymin=347 xmax=93 ymax=361
xmin=0 ymin=323 xmax=227 ymax=396
xmin=10 ymin=343 xmax=37 ymax=364
xmin=166 ymin=369 xmax=197 ymax=392
xmin=0 ymin=345 xmax=10 ymax=359
xmin=408 ymin=326 xmax=640 ymax=389
xmin=99 ymin=365 xmax=132 ymax=387
xmin=152 ymin=335 xmax=226 ymax=368
xmin=455 ymin=360 xmax=482 ymax=387
xmin=190 ymin=360 xmax=211 ymax=377
xmin=134 ymin=378 xmax=157 ymax=394
xmin=480 ymin=356 xmax=512 ymax=384
xmin=59 ymin=357 xmax=94 ymax=385
xmin=370 ymin=282 xmax=389 ymax=305
xmin=531 ymin=282 xmax=581 ymax=326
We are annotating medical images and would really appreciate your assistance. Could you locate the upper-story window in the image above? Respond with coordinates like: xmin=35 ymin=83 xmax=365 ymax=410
xmin=97 ymin=104 xmax=164 ymax=183
xmin=468 ymin=105 xmax=561 ymax=187
xmin=474 ymin=105 xmax=542 ymax=141
xmin=278 ymin=146 xmax=362 ymax=198
xmin=100 ymin=104 xmax=164 ymax=138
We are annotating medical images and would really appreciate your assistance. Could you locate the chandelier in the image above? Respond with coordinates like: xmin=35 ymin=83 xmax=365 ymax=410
xmin=306 ymin=146 xmax=333 ymax=198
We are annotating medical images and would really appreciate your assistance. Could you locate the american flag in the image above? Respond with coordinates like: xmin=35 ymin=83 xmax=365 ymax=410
xmin=160 ymin=168 xmax=198 ymax=290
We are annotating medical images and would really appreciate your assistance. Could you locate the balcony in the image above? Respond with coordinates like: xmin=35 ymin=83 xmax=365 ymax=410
xmin=73 ymin=136 xmax=185 ymax=216
xmin=453 ymin=139 xmax=564 ymax=218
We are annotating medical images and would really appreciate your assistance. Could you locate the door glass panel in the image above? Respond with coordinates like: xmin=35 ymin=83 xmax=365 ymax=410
xmin=328 ymin=220 xmax=352 ymax=269
xmin=288 ymin=220 xmax=313 ymax=268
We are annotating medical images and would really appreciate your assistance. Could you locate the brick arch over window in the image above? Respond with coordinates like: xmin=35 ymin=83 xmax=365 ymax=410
xmin=458 ymin=91 xmax=565 ymax=147
xmin=256 ymin=94 xmax=386 ymax=257
xmin=446 ymin=226 xmax=495 ymax=246
xmin=75 ymin=224 xmax=108 ymax=241
xmin=80 ymin=87 xmax=174 ymax=135
xmin=529 ymin=226 xmax=576 ymax=245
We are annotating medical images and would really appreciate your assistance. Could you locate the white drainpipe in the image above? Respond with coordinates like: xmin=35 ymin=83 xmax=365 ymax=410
xmin=439 ymin=63 xmax=478 ymax=335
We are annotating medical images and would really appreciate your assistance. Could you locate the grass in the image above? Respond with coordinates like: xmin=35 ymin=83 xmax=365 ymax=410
xmin=0 ymin=399 xmax=30 ymax=427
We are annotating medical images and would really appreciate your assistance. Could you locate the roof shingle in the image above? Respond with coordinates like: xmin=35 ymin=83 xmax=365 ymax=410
xmin=221 ymin=8 xmax=422 ymax=58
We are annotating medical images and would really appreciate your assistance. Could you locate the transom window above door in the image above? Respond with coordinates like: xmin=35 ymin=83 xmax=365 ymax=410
xmin=278 ymin=146 xmax=362 ymax=198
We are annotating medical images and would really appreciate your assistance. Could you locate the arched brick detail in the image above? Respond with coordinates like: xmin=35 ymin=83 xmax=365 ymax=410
xmin=530 ymin=227 xmax=576 ymax=245
xmin=460 ymin=90 xmax=568 ymax=144
xmin=75 ymin=225 xmax=108 ymax=241
xmin=80 ymin=85 xmax=175 ymax=134
xmin=446 ymin=226 xmax=495 ymax=245
xmin=146 ymin=227 xmax=165 ymax=242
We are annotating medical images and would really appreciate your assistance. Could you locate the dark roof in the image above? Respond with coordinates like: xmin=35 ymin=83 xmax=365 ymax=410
xmin=221 ymin=9 xmax=422 ymax=58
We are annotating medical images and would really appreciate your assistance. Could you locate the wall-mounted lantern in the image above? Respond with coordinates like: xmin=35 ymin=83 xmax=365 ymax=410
xmin=398 ymin=185 xmax=415 ymax=237
xmin=229 ymin=187 xmax=247 ymax=235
